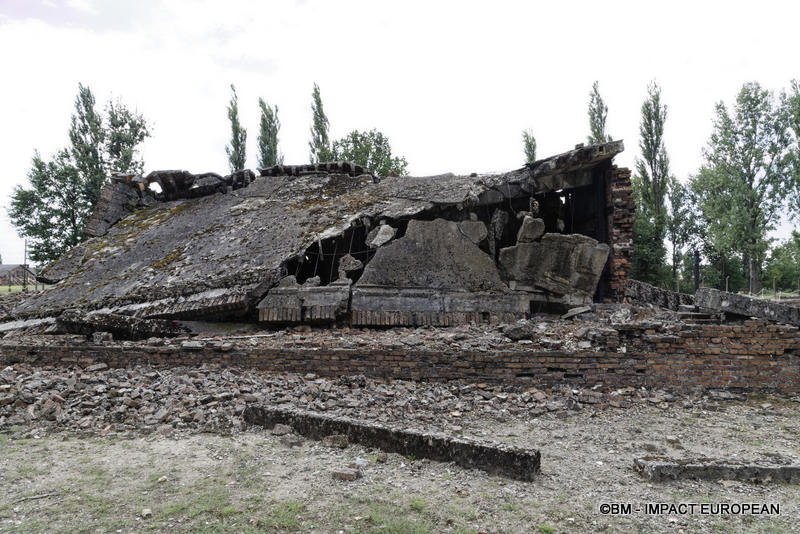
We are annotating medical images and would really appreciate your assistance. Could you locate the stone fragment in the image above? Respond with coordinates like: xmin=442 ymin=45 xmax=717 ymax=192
xmin=561 ymin=306 xmax=591 ymax=320
xmin=457 ymin=220 xmax=488 ymax=247
xmin=92 ymin=332 xmax=113 ymax=344
xmin=280 ymin=434 xmax=304 ymax=448
xmin=56 ymin=310 xmax=188 ymax=340
xmin=634 ymin=456 xmax=800 ymax=483
xmin=366 ymin=224 xmax=396 ymax=248
xmin=337 ymin=254 xmax=363 ymax=281
xmin=516 ymin=216 xmax=545 ymax=243
xmin=400 ymin=335 xmax=424 ymax=347
xmin=86 ymin=363 xmax=108 ymax=372
xmin=502 ymin=320 xmax=536 ymax=341
xmin=181 ymin=340 xmax=205 ymax=350
xmin=488 ymin=209 xmax=510 ymax=258
xmin=322 ymin=434 xmax=349 ymax=449
xmin=695 ymin=288 xmax=800 ymax=327
xmin=337 ymin=254 xmax=363 ymax=273
xmin=351 ymin=457 xmax=369 ymax=469
xmin=271 ymin=423 xmax=292 ymax=436
xmin=359 ymin=219 xmax=506 ymax=292
xmin=609 ymin=307 xmax=631 ymax=325
xmin=332 ymin=468 xmax=361 ymax=481
xmin=625 ymin=279 xmax=693 ymax=310
xmin=141 ymin=508 xmax=152 ymax=519
xmin=499 ymin=233 xmax=609 ymax=301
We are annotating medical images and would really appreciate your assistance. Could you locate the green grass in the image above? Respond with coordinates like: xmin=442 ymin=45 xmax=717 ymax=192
xmin=409 ymin=497 xmax=426 ymax=513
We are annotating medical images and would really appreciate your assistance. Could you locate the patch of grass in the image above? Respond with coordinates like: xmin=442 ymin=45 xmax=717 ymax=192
xmin=538 ymin=524 xmax=555 ymax=533
xmin=409 ymin=497 xmax=426 ymax=513
xmin=264 ymin=500 xmax=304 ymax=529
xmin=502 ymin=502 xmax=519 ymax=512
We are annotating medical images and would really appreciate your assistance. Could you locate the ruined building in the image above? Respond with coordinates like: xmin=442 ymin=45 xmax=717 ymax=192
xmin=12 ymin=141 xmax=633 ymax=330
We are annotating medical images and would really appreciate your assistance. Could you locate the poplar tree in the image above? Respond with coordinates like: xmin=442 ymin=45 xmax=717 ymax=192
xmin=105 ymin=98 xmax=149 ymax=175
xmin=631 ymin=81 xmax=670 ymax=285
xmin=309 ymin=83 xmax=332 ymax=163
xmin=587 ymin=81 xmax=612 ymax=145
xmin=69 ymin=84 xmax=106 ymax=207
xmin=225 ymin=84 xmax=247 ymax=172
xmin=257 ymin=97 xmax=283 ymax=168
xmin=522 ymin=130 xmax=537 ymax=163
xmin=665 ymin=177 xmax=692 ymax=291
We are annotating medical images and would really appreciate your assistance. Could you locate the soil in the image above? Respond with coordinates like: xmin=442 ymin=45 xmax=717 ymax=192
xmin=2 ymin=389 xmax=798 ymax=533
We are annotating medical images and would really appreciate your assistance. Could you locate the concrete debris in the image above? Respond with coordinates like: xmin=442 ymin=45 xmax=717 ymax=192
xmin=457 ymin=220 xmax=489 ymax=248
xmin=625 ymin=279 xmax=694 ymax=311
xmin=257 ymin=277 xmax=350 ymax=324
xmin=561 ymin=306 xmax=591 ymax=320
xmin=500 ymin=233 xmax=609 ymax=306
xmin=696 ymin=288 xmax=800 ymax=327
xmin=634 ymin=456 xmax=800 ymax=484
xmin=243 ymin=404 xmax=541 ymax=481
xmin=15 ymin=141 xmax=631 ymax=327
xmin=0 ymin=358 xmax=684 ymax=440
xmin=516 ymin=216 xmax=545 ymax=243
xmin=331 ymin=468 xmax=361 ymax=481
xmin=359 ymin=219 xmax=507 ymax=292
xmin=56 ymin=309 xmax=188 ymax=340
xmin=337 ymin=254 xmax=363 ymax=274
xmin=352 ymin=219 xmax=529 ymax=325
xmin=366 ymin=224 xmax=396 ymax=248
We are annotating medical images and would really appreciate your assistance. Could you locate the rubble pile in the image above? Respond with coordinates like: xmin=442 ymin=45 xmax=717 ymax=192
xmin=2 ymin=304 xmax=686 ymax=354
xmin=0 ymin=362 xmax=683 ymax=439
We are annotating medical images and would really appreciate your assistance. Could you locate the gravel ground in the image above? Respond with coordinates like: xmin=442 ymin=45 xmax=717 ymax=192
xmin=1 ymin=364 xmax=798 ymax=533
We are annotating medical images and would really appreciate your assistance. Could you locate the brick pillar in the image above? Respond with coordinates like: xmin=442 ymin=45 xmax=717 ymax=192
xmin=604 ymin=166 xmax=634 ymax=302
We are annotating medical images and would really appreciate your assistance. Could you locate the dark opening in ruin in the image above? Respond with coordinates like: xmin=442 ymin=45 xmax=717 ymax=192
xmin=283 ymin=222 xmax=375 ymax=286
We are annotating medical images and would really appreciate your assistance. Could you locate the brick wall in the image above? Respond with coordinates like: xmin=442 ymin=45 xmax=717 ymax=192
xmin=605 ymin=166 xmax=634 ymax=302
xmin=1 ymin=320 xmax=798 ymax=393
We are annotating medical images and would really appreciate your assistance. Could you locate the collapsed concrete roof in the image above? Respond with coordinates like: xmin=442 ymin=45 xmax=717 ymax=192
xmin=14 ymin=141 xmax=629 ymax=326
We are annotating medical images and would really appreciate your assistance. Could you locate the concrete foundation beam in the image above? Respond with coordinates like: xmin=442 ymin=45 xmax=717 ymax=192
xmin=695 ymin=288 xmax=800 ymax=327
xmin=243 ymin=405 xmax=541 ymax=481
xmin=634 ymin=456 xmax=800 ymax=483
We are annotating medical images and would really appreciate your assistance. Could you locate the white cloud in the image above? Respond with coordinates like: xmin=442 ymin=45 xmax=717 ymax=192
xmin=0 ymin=0 xmax=798 ymax=264
xmin=65 ymin=0 xmax=98 ymax=14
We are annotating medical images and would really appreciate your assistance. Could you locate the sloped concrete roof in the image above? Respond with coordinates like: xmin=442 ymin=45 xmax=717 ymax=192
xmin=14 ymin=141 xmax=623 ymax=320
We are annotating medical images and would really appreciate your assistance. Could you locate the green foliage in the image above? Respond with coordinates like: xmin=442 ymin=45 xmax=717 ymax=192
xmin=631 ymin=214 xmax=669 ymax=286
xmin=587 ymin=81 xmax=612 ymax=145
xmin=764 ymin=231 xmax=800 ymax=292
xmin=689 ymin=82 xmax=795 ymax=292
xmin=665 ymin=177 xmax=692 ymax=290
xmin=10 ymin=151 xmax=92 ymax=264
xmin=309 ymin=82 xmax=333 ymax=163
xmin=787 ymin=80 xmax=800 ymax=213
xmin=69 ymin=83 xmax=106 ymax=207
xmin=225 ymin=84 xmax=247 ymax=172
xmin=105 ymin=99 xmax=149 ymax=176
xmin=331 ymin=129 xmax=408 ymax=177
xmin=632 ymin=81 xmax=670 ymax=284
xmin=257 ymin=97 xmax=283 ymax=168
xmin=522 ymin=130 xmax=537 ymax=163
xmin=633 ymin=81 xmax=670 ymax=222
xmin=9 ymin=84 xmax=150 ymax=265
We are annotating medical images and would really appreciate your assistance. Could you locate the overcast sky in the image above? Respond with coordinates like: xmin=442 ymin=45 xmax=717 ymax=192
xmin=1 ymin=0 xmax=798 ymax=265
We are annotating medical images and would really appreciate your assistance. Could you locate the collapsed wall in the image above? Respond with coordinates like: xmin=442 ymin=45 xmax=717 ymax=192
xmin=13 ymin=142 xmax=633 ymax=330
